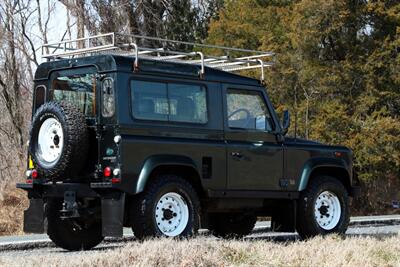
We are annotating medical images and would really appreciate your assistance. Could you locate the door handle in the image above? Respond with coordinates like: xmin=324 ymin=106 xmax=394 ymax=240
xmin=230 ymin=152 xmax=244 ymax=159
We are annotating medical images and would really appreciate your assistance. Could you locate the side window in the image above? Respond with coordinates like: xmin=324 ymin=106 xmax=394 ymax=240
xmin=227 ymin=89 xmax=274 ymax=131
xmin=169 ymin=83 xmax=207 ymax=123
xmin=131 ymin=80 xmax=207 ymax=124
xmin=131 ymin=80 xmax=168 ymax=121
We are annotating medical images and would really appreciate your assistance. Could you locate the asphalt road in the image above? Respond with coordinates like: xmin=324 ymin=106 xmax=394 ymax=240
xmin=0 ymin=215 xmax=398 ymax=256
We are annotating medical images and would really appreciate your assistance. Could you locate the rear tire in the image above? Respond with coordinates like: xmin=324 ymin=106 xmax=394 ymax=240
xmin=46 ymin=199 xmax=103 ymax=251
xmin=131 ymin=175 xmax=200 ymax=239
xmin=209 ymin=213 xmax=256 ymax=238
xmin=29 ymin=101 xmax=88 ymax=180
xmin=296 ymin=176 xmax=349 ymax=239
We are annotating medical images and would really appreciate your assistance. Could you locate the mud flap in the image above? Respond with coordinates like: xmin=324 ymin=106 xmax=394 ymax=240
xmin=23 ymin=198 xmax=45 ymax=233
xmin=101 ymin=193 xmax=125 ymax=237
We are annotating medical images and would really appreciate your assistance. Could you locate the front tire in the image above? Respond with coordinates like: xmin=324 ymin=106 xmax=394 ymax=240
xmin=131 ymin=175 xmax=200 ymax=239
xmin=46 ymin=199 xmax=103 ymax=251
xmin=296 ymin=176 xmax=349 ymax=239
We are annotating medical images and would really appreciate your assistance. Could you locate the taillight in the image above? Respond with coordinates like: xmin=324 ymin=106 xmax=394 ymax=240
xmin=25 ymin=169 xmax=37 ymax=184
xmin=103 ymin=167 xmax=112 ymax=177
xmin=31 ymin=169 xmax=38 ymax=179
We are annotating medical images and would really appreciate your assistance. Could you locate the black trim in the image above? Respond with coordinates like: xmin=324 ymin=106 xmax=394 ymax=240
xmin=208 ymin=190 xmax=299 ymax=199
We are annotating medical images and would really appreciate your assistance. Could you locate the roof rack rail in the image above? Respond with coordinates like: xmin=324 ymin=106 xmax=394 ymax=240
xmin=42 ymin=32 xmax=274 ymax=82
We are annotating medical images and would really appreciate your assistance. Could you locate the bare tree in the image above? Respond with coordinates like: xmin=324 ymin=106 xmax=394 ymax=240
xmin=0 ymin=0 xmax=25 ymax=147
xmin=0 ymin=0 xmax=58 ymax=190
xmin=36 ymin=0 xmax=56 ymax=54
xmin=60 ymin=0 xmax=87 ymax=47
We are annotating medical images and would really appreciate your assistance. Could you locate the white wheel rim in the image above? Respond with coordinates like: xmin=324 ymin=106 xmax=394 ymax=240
xmin=155 ymin=192 xmax=189 ymax=237
xmin=37 ymin=118 xmax=64 ymax=166
xmin=314 ymin=191 xmax=341 ymax=230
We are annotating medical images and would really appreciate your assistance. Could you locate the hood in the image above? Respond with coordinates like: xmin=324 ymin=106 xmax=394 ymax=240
xmin=284 ymin=137 xmax=322 ymax=145
xmin=284 ymin=137 xmax=352 ymax=153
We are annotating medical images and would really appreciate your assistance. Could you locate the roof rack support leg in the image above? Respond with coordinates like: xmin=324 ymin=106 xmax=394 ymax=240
xmin=257 ymin=59 xmax=265 ymax=84
xmin=130 ymin=43 xmax=139 ymax=72
xmin=192 ymin=51 xmax=205 ymax=78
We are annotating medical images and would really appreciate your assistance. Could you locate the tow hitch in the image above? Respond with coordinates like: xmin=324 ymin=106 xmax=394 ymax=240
xmin=60 ymin=191 xmax=80 ymax=219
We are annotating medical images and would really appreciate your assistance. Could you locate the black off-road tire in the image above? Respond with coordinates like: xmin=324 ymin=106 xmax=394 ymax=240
xmin=209 ymin=213 xmax=257 ymax=238
xmin=131 ymin=175 xmax=200 ymax=239
xmin=296 ymin=176 xmax=350 ymax=239
xmin=46 ymin=199 xmax=103 ymax=251
xmin=29 ymin=101 xmax=88 ymax=180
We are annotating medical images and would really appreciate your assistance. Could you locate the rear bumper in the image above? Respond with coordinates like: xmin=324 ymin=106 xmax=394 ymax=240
xmin=16 ymin=182 xmax=125 ymax=237
xmin=17 ymin=182 xmax=99 ymax=198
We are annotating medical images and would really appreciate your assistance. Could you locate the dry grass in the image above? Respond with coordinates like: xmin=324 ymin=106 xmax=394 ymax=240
xmin=0 ymin=186 xmax=27 ymax=236
xmin=0 ymin=235 xmax=399 ymax=267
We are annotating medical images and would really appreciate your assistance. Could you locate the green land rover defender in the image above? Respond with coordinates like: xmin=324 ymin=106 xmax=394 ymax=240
xmin=17 ymin=33 xmax=360 ymax=251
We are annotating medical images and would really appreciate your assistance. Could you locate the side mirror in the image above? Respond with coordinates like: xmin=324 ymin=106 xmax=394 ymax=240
xmin=281 ymin=110 xmax=290 ymax=135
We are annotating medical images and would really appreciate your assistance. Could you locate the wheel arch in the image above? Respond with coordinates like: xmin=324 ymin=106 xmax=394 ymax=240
xmin=298 ymin=157 xmax=352 ymax=194
xmin=135 ymin=155 xmax=204 ymax=197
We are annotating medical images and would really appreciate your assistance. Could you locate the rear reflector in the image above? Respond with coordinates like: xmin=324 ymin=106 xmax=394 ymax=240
xmin=111 ymin=178 xmax=121 ymax=184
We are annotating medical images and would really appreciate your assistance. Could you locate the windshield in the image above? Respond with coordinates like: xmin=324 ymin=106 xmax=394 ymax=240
xmin=50 ymin=68 xmax=96 ymax=117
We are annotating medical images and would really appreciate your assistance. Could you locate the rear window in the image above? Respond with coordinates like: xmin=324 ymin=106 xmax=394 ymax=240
xmin=50 ymin=67 xmax=96 ymax=117
xmin=131 ymin=80 xmax=207 ymax=124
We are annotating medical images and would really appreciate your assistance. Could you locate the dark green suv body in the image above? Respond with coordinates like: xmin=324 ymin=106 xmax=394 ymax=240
xmin=18 ymin=54 xmax=360 ymax=251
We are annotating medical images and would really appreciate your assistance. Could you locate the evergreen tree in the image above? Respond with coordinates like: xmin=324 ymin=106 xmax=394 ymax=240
xmin=207 ymin=0 xmax=400 ymax=211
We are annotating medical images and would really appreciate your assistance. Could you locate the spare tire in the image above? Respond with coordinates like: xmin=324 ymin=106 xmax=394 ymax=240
xmin=29 ymin=101 xmax=88 ymax=180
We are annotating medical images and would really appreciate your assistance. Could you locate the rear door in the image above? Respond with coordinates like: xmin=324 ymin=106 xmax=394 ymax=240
xmin=223 ymin=84 xmax=284 ymax=191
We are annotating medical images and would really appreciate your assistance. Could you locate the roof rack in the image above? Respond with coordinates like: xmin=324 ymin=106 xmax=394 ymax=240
xmin=42 ymin=32 xmax=274 ymax=82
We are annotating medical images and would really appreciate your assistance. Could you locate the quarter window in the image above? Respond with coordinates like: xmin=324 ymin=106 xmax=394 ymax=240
xmin=131 ymin=80 xmax=207 ymax=124
xmin=34 ymin=85 xmax=46 ymax=109
xmin=227 ymin=89 xmax=274 ymax=131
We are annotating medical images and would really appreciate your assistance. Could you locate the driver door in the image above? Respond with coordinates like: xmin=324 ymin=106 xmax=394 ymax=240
xmin=223 ymin=85 xmax=284 ymax=191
